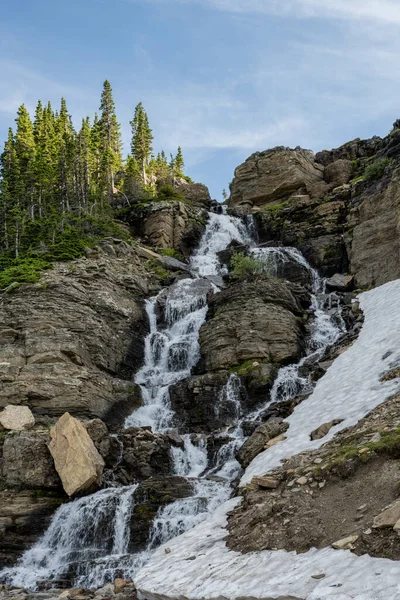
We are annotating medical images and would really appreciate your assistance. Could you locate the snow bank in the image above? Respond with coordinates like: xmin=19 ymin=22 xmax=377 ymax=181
xmin=243 ymin=278 xmax=400 ymax=483
xmin=135 ymin=280 xmax=400 ymax=600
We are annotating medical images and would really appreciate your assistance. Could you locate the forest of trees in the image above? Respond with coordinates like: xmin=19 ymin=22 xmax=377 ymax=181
xmin=0 ymin=80 xmax=189 ymax=288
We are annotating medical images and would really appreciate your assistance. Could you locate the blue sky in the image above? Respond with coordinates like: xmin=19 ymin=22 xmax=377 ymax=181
xmin=2 ymin=0 xmax=400 ymax=199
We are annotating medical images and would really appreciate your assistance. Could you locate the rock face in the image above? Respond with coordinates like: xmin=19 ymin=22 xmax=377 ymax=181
xmin=230 ymin=128 xmax=400 ymax=287
xmin=169 ymin=372 xmax=233 ymax=433
xmin=0 ymin=490 xmax=65 ymax=567
xmin=2 ymin=430 xmax=60 ymax=489
xmin=125 ymin=189 xmax=210 ymax=256
xmin=199 ymin=277 xmax=309 ymax=372
xmin=129 ymin=477 xmax=194 ymax=551
xmin=0 ymin=239 xmax=150 ymax=425
xmin=348 ymin=163 xmax=400 ymax=288
xmin=0 ymin=405 xmax=34 ymax=430
xmin=48 ymin=413 xmax=105 ymax=497
xmin=229 ymin=148 xmax=325 ymax=208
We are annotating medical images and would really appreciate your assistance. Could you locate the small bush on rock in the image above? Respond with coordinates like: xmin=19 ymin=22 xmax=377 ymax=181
xmin=231 ymin=252 xmax=270 ymax=280
xmin=364 ymin=158 xmax=392 ymax=181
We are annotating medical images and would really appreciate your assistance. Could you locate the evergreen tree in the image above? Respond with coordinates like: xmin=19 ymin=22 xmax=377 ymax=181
xmin=130 ymin=102 xmax=153 ymax=183
xmin=98 ymin=80 xmax=122 ymax=203
xmin=175 ymin=146 xmax=184 ymax=175
xmin=222 ymin=189 xmax=228 ymax=201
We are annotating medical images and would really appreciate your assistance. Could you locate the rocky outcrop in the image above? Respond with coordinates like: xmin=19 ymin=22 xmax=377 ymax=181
xmin=199 ymin=276 xmax=310 ymax=372
xmin=124 ymin=185 xmax=211 ymax=256
xmin=229 ymin=148 xmax=325 ymax=208
xmin=0 ymin=239 xmax=150 ymax=426
xmin=174 ymin=182 xmax=211 ymax=209
xmin=48 ymin=413 xmax=105 ymax=497
xmin=230 ymin=126 xmax=400 ymax=287
xmin=347 ymin=163 xmax=400 ymax=288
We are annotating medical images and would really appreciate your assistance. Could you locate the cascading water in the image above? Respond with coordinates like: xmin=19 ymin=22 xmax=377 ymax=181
xmin=1 ymin=210 xmax=346 ymax=591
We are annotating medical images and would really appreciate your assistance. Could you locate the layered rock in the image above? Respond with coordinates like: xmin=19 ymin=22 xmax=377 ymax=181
xmin=124 ymin=183 xmax=211 ymax=256
xmin=0 ymin=490 xmax=65 ymax=567
xmin=0 ymin=239 xmax=150 ymax=425
xmin=229 ymin=148 xmax=325 ymax=208
xmin=229 ymin=127 xmax=400 ymax=287
xmin=199 ymin=276 xmax=309 ymax=372
xmin=48 ymin=413 xmax=105 ymax=497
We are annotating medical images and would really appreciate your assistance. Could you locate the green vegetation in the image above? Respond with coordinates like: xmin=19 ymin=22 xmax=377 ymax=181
xmin=364 ymin=158 xmax=392 ymax=181
xmin=0 ymin=80 xmax=190 ymax=289
xmin=231 ymin=252 xmax=273 ymax=280
xmin=160 ymin=248 xmax=179 ymax=258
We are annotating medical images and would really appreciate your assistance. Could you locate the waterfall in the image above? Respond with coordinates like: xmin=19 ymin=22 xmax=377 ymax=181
xmin=1 ymin=211 xmax=346 ymax=590
xmin=1 ymin=485 xmax=138 ymax=590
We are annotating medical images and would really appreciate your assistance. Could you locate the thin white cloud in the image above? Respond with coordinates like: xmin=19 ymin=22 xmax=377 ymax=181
xmin=0 ymin=60 xmax=96 ymax=120
xmin=134 ymin=0 xmax=400 ymax=25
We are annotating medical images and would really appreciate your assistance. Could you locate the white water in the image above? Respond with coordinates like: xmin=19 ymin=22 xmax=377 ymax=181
xmin=136 ymin=279 xmax=400 ymax=600
xmin=2 ymin=211 xmax=346 ymax=591
xmin=1 ymin=485 xmax=138 ymax=590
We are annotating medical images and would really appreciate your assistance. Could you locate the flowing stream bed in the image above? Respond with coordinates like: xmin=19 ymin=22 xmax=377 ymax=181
xmin=1 ymin=211 xmax=345 ymax=590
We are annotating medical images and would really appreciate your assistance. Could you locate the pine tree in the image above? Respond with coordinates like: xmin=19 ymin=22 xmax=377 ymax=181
xmin=98 ymin=80 xmax=122 ymax=203
xmin=222 ymin=189 xmax=228 ymax=201
xmin=0 ymin=128 xmax=20 ymax=256
xmin=14 ymin=104 xmax=35 ymax=230
xmin=130 ymin=102 xmax=153 ymax=184
xmin=175 ymin=146 xmax=184 ymax=175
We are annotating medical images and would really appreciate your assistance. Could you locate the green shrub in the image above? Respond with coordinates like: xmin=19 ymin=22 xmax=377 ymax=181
xmin=0 ymin=257 xmax=52 ymax=289
xmin=155 ymin=184 xmax=186 ymax=202
xmin=160 ymin=248 xmax=179 ymax=258
xmin=364 ymin=158 xmax=392 ymax=181
xmin=231 ymin=252 xmax=269 ymax=280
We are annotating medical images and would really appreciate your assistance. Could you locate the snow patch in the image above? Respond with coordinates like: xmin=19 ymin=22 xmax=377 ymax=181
xmin=135 ymin=279 xmax=400 ymax=600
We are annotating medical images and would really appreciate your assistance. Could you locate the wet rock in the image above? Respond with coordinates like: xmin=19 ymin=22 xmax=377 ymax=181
xmin=325 ymin=273 xmax=354 ymax=292
xmin=49 ymin=413 xmax=105 ymax=497
xmin=170 ymin=372 xmax=234 ymax=433
xmin=129 ymin=477 xmax=194 ymax=551
xmin=85 ymin=419 xmax=110 ymax=459
xmin=124 ymin=199 xmax=208 ymax=256
xmin=0 ymin=405 xmax=35 ymax=431
xmin=310 ymin=419 xmax=344 ymax=441
xmin=119 ymin=428 xmax=172 ymax=480
xmin=0 ymin=490 xmax=65 ymax=566
xmin=114 ymin=579 xmax=130 ymax=594
xmin=237 ymin=419 xmax=289 ymax=468
xmin=2 ymin=431 xmax=60 ymax=489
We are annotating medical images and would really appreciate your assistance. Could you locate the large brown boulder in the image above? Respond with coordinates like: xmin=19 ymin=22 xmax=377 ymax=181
xmin=199 ymin=277 xmax=309 ymax=372
xmin=229 ymin=147 xmax=325 ymax=207
xmin=48 ymin=413 xmax=105 ymax=497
